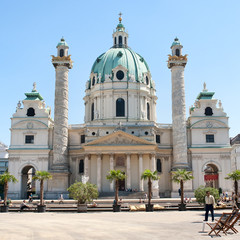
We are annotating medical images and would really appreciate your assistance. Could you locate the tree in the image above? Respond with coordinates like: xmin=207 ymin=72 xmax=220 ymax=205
xmin=67 ymin=181 xmax=98 ymax=205
xmin=141 ymin=169 xmax=159 ymax=206
xmin=225 ymin=170 xmax=240 ymax=203
xmin=0 ymin=171 xmax=18 ymax=206
xmin=194 ymin=186 xmax=219 ymax=205
xmin=172 ymin=169 xmax=194 ymax=207
xmin=106 ymin=170 xmax=126 ymax=205
xmin=33 ymin=171 xmax=52 ymax=206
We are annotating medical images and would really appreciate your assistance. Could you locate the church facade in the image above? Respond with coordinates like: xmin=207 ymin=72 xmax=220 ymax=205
xmin=8 ymin=17 xmax=233 ymax=199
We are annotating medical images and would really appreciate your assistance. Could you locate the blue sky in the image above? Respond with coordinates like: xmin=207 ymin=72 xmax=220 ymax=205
xmin=1 ymin=0 xmax=239 ymax=145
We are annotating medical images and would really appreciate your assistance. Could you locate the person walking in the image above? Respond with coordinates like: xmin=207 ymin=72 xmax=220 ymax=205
xmin=204 ymin=191 xmax=215 ymax=222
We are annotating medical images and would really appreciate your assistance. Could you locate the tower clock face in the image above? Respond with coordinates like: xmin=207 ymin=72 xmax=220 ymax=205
xmin=116 ymin=70 xmax=124 ymax=80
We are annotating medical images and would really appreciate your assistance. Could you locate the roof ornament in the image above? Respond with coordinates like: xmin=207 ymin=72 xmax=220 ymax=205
xmin=203 ymin=82 xmax=208 ymax=92
xmin=32 ymin=82 xmax=37 ymax=92
xmin=218 ymin=100 xmax=222 ymax=109
xmin=119 ymin=12 xmax=122 ymax=23
xmin=17 ymin=100 xmax=21 ymax=109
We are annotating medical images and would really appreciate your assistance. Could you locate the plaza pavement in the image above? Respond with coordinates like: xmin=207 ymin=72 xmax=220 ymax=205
xmin=0 ymin=209 xmax=239 ymax=240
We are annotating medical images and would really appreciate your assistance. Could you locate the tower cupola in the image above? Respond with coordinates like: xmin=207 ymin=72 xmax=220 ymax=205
xmin=112 ymin=13 xmax=128 ymax=48
xmin=56 ymin=37 xmax=69 ymax=57
xmin=171 ymin=37 xmax=183 ymax=56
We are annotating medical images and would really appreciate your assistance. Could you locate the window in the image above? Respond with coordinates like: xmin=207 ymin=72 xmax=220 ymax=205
xmin=156 ymin=135 xmax=160 ymax=143
xmin=205 ymin=107 xmax=213 ymax=116
xmin=92 ymin=77 xmax=95 ymax=86
xmin=146 ymin=76 xmax=149 ymax=85
xmin=114 ymin=37 xmax=116 ymax=45
xmin=116 ymin=98 xmax=125 ymax=117
xmin=124 ymin=37 xmax=127 ymax=45
xmin=119 ymin=36 xmax=122 ymax=45
xmin=206 ymin=134 xmax=214 ymax=143
xmin=157 ymin=159 xmax=162 ymax=173
xmin=91 ymin=103 xmax=94 ymax=121
xmin=25 ymin=135 xmax=34 ymax=144
xmin=60 ymin=49 xmax=64 ymax=57
xmin=147 ymin=103 xmax=150 ymax=120
xmin=116 ymin=70 xmax=124 ymax=80
xmin=176 ymin=49 xmax=180 ymax=56
xmin=27 ymin=108 xmax=35 ymax=117
xmin=81 ymin=135 xmax=85 ymax=144
xmin=79 ymin=160 xmax=84 ymax=174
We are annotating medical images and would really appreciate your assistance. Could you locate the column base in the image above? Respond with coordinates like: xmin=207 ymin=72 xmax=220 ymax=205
xmin=171 ymin=163 xmax=191 ymax=171
xmin=47 ymin=170 xmax=70 ymax=199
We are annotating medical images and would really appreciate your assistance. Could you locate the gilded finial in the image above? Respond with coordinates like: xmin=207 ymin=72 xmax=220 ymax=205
xmin=119 ymin=12 xmax=122 ymax=23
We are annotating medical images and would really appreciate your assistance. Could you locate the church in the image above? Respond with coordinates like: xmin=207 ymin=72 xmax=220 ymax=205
xmin=7 ymin=16 xmax=233 ymax=199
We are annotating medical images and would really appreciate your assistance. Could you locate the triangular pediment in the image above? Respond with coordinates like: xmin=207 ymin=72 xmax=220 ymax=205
xmin=85 ymin=130 xmax=155 ymax=146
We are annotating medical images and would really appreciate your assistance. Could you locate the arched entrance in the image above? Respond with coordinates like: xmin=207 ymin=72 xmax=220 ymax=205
xmin=21 ymin=165 xmax=36 ymax=199
xmin=204 ymin=164 xmax=219 ymax=189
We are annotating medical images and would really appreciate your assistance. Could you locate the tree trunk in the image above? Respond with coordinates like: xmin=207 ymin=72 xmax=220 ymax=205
xmin=4 ymin=181 xmax=8 ymax=206
xmin=40 ymin=180 xmax=44 ymax=206
xmin=234 ymin=180 xmax=238 ymax=196
xmin=180 ymin=180 xmax=184 ymax=205
xmin=148 ymin=178 xmax=152 ymax=206
xmin=115 ymin=180 xmax=119 ymax=205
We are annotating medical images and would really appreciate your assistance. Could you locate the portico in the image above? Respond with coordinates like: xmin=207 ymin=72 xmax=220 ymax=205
xmin=73 ymin=131 xmax=159 ymax=194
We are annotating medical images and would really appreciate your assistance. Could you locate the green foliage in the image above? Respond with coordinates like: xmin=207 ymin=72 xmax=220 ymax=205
xmin=171 ymin=169 xmax=194 ymax=183
xmin=32 ymin=171 xmax=52 ymax=181
xmin=225 ymin=170 xmax=240 ymax=181
xmin=68 ymin=181 xmax=98 ymax=204
xmin=194 ymin=186 xmax=220 ymax=205
xmin=141 ymin=169 xmax=159 ymax=181
xmin=0 ymin=171 xmax=18 ymax=184
xmin=106 ymin=170 xmax=126 ymax=182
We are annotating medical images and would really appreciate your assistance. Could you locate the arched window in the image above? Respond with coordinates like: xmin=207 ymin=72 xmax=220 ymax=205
xmin=176 ymin=49 xmax=180 ymax=56
xmin=119 ymin=36 xmax=122 ymax=45
xmin=124 ymin=37 xmax=127 ymax=45
xmin=92 ymin=77 xmax=95 ymax=86
xmin=147 ymin=103 xmax=150 ymax=120
xmin=116 ymin=98 xmax=125 ymax=117
xmin=27 ymin=108 xmax=35 ymax=117
xmin=91 ymin=103 xmax=94 ymax=121
xmin=60 ymin=49 xmax=64 ymax=57
xmin=79 ymin=160 xmax=84 ymax=174
xmin=205 ymin=107 xmax=213 ymax=116
xmin=114 ymin=37 xmax=117 ymax=45
xmin=146 ymin=76 xmax=149 ymax=85
xmin=157 ymin=159 xmax=162 ymax=173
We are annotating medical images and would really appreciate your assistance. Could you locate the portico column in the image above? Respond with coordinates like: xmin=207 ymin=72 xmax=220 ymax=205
xmin=97 ymin=154 xmax=102 ymax=192
xmin=151 ymin=153 xmax=159 ymax=198
xmin=139 ymin=153 xmax=144 ymax=191
xmin=84 ymin=155 xmax=89 ymax=183
xmin=126 ymin=154 xmax=131 ymax=189
xmin=109 ymin=154 xmax=114 ymax=192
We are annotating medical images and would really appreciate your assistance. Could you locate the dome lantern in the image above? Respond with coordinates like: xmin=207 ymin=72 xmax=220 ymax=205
xmin=112 ymin=13 xmax=128 ymax=48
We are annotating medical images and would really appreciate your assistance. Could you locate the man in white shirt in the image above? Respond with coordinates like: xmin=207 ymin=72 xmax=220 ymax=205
xmin=204 ymin=191 xmax=215 ymax=221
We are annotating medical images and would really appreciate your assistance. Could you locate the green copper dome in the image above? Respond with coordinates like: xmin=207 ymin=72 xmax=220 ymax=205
xmin=171 ymin=37 xmax=181 ymax=47
xmin=90 ymin=47 xmax=151 ymax=84
xmin=57 ymin=37 xmax=68 ymax=48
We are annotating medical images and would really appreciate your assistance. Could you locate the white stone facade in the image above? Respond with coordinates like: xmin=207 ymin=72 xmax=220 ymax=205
xmin=7 ymin=21 xmax=234 ymax=199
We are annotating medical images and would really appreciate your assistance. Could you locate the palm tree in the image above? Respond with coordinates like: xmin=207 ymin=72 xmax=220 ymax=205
xmin=33 ymin=171 xmax=52 ymax=206
xmin=106 ymin=170 xmax=126 ymax=206
xmin=0 ymin=171 xmax=18 ymax=206
xmin=141 ymin=169 xmax=159 ymax=208
xmin=225 ymin=170 xmax=240 ymax=204
xmin=172 ymin=169 xmax=193 ymax=210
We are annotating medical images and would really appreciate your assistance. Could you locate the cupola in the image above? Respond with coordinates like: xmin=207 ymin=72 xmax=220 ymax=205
xmin=171 ymin=37 xmax=182 ymax=56
xmin=56 ymin=37 xmax=69 ymax=57
xmin=112 ymin=13 xmax=128 ymax=48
